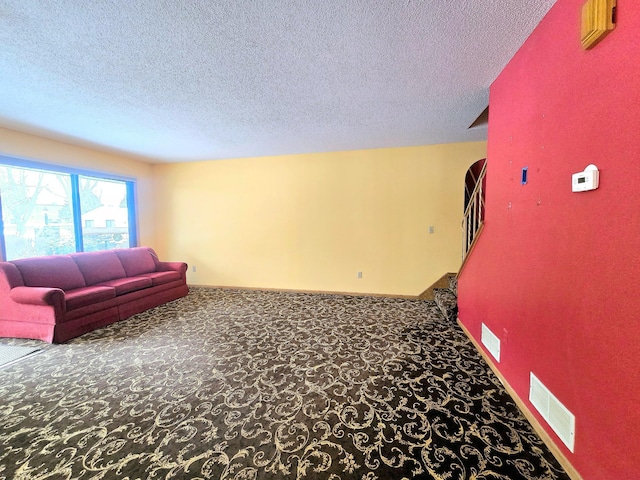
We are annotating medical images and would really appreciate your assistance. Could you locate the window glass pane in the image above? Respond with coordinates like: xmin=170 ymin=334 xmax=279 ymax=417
xmin=79 ymin=176 xmax=129 ymax=252
xmin=0 ymin=165 xmax=74 ymax=259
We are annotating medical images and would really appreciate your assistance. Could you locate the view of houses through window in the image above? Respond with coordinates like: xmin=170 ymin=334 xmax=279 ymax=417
xmin=0 ymin=162 xmax=136 ymax=261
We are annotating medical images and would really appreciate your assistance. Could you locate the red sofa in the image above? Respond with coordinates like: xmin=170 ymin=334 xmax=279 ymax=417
xmin=0 ymin=247 xmax=188 ymax=343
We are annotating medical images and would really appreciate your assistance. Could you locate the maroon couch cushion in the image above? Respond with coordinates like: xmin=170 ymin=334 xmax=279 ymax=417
xmin=71 ymin=251 xmax=127 ymax=285
xmin=0 ymin=262 xmax=25 ymax=289
xmin=98 ymin=276 xmax=153 ymax=295
xmin=64 ymin=286 xmax=116 ymax=311
xmin=12 ymin=256 xmax=86 ymax=291
xmin=114 ymin=248 xmax=156 ymax=277
xmin=139 ymin=271 xmax=181 ymax=286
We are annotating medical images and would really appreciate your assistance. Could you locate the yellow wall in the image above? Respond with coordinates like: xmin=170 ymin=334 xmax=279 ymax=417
xmin=153 ymin=142 xmax=487 ymax=296
xmin=0 ymin=127 xmax=157 ymax=247
xmin=0 ymin=127 xmax=486 ymax=295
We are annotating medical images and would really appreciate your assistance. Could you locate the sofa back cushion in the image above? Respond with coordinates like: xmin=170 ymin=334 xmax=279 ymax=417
xmin=114 ymin=247 xmax=157 ymax=277
xmin=0 ymin=262 xmax=25 ymax=289
xmin=12 ymin=255 xmax=87 ymax=291
xmin=71 ymin=250 xmax=127 ymax=285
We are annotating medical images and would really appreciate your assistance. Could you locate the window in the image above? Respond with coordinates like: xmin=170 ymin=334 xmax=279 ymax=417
xmin=79 ymin=176 xmax=130 ymax=252
xmin=0 ymin=160 xmax=137 ymax=261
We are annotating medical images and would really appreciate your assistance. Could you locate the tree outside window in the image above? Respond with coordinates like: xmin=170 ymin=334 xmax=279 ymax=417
xmin=0 ymin=164 xmax=134 ymax=260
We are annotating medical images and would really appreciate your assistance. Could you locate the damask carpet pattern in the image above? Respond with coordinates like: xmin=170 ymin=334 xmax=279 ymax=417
xmin=0 ymin=288 xmax=570 ymax=480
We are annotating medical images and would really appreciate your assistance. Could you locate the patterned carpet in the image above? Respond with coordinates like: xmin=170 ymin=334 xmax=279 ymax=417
xmin=0 ymin=288 xmax=570 ymax=480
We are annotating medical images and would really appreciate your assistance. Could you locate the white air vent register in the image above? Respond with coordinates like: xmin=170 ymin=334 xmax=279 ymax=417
xmin=529 ymin=372 xmax=576 ymax=452
xmin=481 ymin=323 xmax=501 ymax=362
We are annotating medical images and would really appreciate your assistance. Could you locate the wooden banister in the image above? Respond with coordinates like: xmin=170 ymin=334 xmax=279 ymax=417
xmin=461 ymin=161 xmax=487 ymax=264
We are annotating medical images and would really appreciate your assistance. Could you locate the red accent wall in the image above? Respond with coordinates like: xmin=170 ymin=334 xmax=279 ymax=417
xmin=458 ymin=1 xmax=640 ymax=478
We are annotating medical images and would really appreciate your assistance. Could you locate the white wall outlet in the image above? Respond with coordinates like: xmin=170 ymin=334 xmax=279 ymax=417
xmin=428 ymin=226 xmax=435 ymax=234
xmin=192 ymin=265 xmax=197 ymax=273
xmin=357 ymin=271 xmax=362 ymax=279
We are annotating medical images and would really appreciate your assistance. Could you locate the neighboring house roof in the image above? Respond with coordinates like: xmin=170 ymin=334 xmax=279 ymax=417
xmin=82 ymin=206 xmax=128 ymax=227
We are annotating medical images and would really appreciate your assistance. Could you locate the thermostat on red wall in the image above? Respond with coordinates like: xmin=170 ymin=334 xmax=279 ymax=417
xmin=572 ymin=164 xmax=599 ymax=192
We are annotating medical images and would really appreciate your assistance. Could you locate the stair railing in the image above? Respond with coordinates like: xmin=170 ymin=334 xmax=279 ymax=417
xmin=461 ymin=160 xmax=487 ymax=263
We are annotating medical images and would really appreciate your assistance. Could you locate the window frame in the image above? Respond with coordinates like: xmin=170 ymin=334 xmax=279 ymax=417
xmin=0 ymin=155 xmax=138 ymax=261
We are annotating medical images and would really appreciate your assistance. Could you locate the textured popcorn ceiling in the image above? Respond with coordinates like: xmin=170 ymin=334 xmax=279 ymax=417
xmin=0 ymin=1 xmax=556 ymax=163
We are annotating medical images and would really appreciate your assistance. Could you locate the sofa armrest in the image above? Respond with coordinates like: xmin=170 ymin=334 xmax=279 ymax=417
xmin=10 ymin=286 xmax=65 ymax=307
xmin=156 ymin=261 xmax=188 ymax=275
